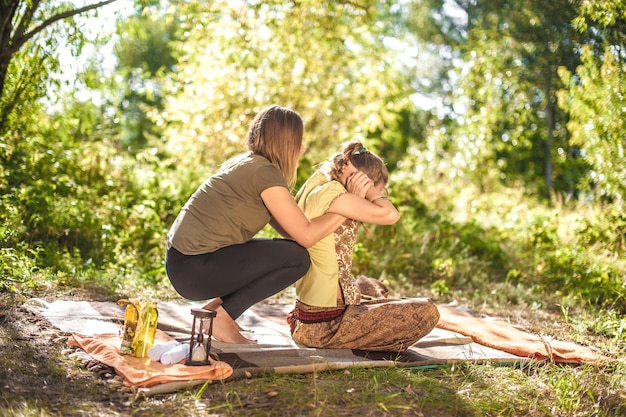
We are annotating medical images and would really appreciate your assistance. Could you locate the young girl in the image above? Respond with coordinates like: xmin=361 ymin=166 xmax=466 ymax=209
xmin=288 ymin=140 xmax=440 ymax=351
xmin=166 ymin=105 xmax=346 ymax=344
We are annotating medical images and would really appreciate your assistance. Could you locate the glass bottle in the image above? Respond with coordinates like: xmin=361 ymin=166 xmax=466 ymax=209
xmin=133 ymin=301 xmax=159 ymax=358
xmin=118 ymin=299 xmax=139 ymax=355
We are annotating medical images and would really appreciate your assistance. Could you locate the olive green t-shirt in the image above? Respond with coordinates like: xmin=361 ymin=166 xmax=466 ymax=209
xmin=167 ymin=153 xmax=288 ymax=255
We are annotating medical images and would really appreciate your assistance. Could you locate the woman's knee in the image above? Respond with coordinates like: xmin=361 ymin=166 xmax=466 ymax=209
xmin=280 ymin=239 xmax=311 ymax=273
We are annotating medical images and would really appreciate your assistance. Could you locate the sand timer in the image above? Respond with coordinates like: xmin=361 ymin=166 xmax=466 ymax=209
xmin=186 ymin=308 xmax=216 ymax=366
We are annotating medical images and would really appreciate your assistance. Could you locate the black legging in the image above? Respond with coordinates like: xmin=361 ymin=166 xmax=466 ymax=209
xmin=165 ymin=238 xmax=311 ymax=319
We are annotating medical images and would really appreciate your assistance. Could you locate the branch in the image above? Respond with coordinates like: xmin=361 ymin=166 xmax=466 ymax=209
xmin=12 ymin=0 xmax=43 ymax=47
xmin=0 ymin=2 xmax=20 ymax=49
xmin=1 ymin=0 xmax=118 ymax=60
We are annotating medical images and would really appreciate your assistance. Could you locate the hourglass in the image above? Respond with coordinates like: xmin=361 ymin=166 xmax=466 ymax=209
xmin=186 ymin=308 xmax=216 ymax=366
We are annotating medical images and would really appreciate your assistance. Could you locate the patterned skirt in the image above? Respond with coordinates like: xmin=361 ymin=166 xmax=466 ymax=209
xmin=288 ymin=298 xmax=440 ymax=352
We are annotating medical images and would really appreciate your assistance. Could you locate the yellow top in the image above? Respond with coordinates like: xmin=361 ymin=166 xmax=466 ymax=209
xmin=294 ymin=171 xmax=346 ymax=307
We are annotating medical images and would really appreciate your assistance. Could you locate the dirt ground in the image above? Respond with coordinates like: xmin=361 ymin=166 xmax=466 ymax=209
xmin=1 ymin=289 xmax=412 ymax=417
xmin=1 ymin=291 xmax=129 ymax=415
xmin=2 ymin=287 xmax=611 ymax=417
xmin=0 ymin=289 xmax=214 ymax=417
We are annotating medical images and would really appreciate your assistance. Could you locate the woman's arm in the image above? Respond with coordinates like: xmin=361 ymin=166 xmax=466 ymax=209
xmin=261 ymin=186 xmax=345 ymax=248
xmin=269 ymin=217 xmax=291 ymax=239
xmin=327 ymin=193 xmax=400 ymax=225
xmin=327 ymin=171 xmax=400 ymax=225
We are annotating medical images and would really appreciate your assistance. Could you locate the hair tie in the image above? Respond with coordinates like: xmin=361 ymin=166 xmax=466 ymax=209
xmin=354 ymin=146 xmax=369 ymax=155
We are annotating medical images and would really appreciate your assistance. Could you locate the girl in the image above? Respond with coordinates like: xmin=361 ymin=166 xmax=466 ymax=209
xmin=288 ymin=140 xmax=439 ymax=351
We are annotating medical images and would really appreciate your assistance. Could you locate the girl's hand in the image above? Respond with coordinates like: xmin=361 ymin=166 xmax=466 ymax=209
xmin=345 ymin=171 xmax=372 ymax=198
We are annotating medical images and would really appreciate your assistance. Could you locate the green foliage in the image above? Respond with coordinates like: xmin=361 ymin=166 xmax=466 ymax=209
xmin=574 ymin=0 xmax=626 ymax=49
xmin=497 ymin=208 xmax=626 ymax=312
xmin=558 ymin=46 xmax=626 ymax=202
xmin=576 ymin=205 xmax=626 ymax=253
xmin=113 ymin=8 xmax=181 ymax=151
xmin=352 ymin=176 xmax=510 ymax=296
xmin=0 ymin=104 xmax=180 ymax=291
xmin=162 ymin=0 xmax=413 ymax=170
xmin=0 ymin=245 xmax=37 ymax=292
xmin=539 ymin=246 xmax=624 ymax=309
xmin=1 ymin=2 xmax=626 ymax=415
xmin=368 ymin=106 xmax=432 ymax=173
xmin=581 ymin=308 xmax=626 ymax=342
xmin=0 ymin=0 xmax=624 ymax=338
xmin=406 ymin=0 xmax=602 ymax=198
xmin=0 ymin=0 xmax=105 ymax=133
xmin=0 ymin=44 xmax=52 ymax=134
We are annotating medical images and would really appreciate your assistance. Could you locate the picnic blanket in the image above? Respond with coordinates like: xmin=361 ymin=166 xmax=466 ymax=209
xmin=23 ymin=297 xmax=602 ymax=395
xmin=66 ymin=331 xmax=232 ymax=389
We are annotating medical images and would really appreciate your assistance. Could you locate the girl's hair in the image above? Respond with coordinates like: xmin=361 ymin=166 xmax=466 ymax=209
xmin=326 ymin=140 xmax=389 ymax=187
xmin=246 ymin=105 xmax=303 ymax=188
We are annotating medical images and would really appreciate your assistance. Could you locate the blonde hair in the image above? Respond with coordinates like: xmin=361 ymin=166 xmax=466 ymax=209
xmin=326 ymin=140 xmax=389 ymax=187
xmin=246 ymin=105 xmax=303 ymax=188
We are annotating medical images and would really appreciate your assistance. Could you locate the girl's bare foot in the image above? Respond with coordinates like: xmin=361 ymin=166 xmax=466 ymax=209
xmin=211 ymin=306 xmax=257 ymax=344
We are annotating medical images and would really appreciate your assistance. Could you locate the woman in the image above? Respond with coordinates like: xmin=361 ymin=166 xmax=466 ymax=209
xmin=288 ymin=141 xmax=440 ymax=352
xmin=166 ymin=105 xmax=346 ymax=344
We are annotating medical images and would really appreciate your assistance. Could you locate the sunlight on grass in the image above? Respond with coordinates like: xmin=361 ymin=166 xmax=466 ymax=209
xmin=3 ymin=121 xmax=624 ymax=417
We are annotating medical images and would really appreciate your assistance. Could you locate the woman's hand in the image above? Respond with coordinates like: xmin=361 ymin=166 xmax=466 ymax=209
xmin=345 ymin=171 xmax=373 ymax=198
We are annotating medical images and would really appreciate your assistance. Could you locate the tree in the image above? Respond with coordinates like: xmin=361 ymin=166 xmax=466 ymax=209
xmin=558 ymin=1 xmax=626 ymax=202
xmin=113 ymin=6 xmax=180 ymax=151
xmin=0 ymin=0 xmax=118 ymax=130
xmin=160 ymin=0 xmax=416 ymax=178
xmin=463 ymin=0 xmax=584 ymax=195
xmin=405 ymin=0 xmax=601 ymax=197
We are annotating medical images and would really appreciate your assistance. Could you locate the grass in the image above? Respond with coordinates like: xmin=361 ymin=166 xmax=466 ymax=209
xmin=2 ymin=159 xmax=625 ymax=416
xmin=141 ymin=361 xmax=625 ymax=416
xmin=2 ymin=275 xmax=624 ymax=416
xmin=188 ymin=366 xmax=477 ymax=416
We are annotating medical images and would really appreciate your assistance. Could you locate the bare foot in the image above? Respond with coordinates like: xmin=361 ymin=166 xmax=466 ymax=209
xmin=232 ymin=321 xmax=247 ymax=332
xmin=211 ymin=306 xmax=257 ymax=344
xmin=202 ymin=298 xmax=247 ymax=333
xmin=202 ymin=298 xmax=222 ymax=311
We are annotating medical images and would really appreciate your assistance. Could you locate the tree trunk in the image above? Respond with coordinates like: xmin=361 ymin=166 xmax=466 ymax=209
xmin=0 ymin=0 xmax=118 ymax=126
xmin=545 ymin=90 xmax=555 ymax=193
xmin=0 ymin=0 xmax=20 ymax=106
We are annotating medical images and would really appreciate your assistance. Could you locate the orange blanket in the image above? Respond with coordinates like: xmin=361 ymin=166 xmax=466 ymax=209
xmin=436 ymin=306 xmax=601 ymax=364
xmin=67 ymin=330 xmax=233 ymax=388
